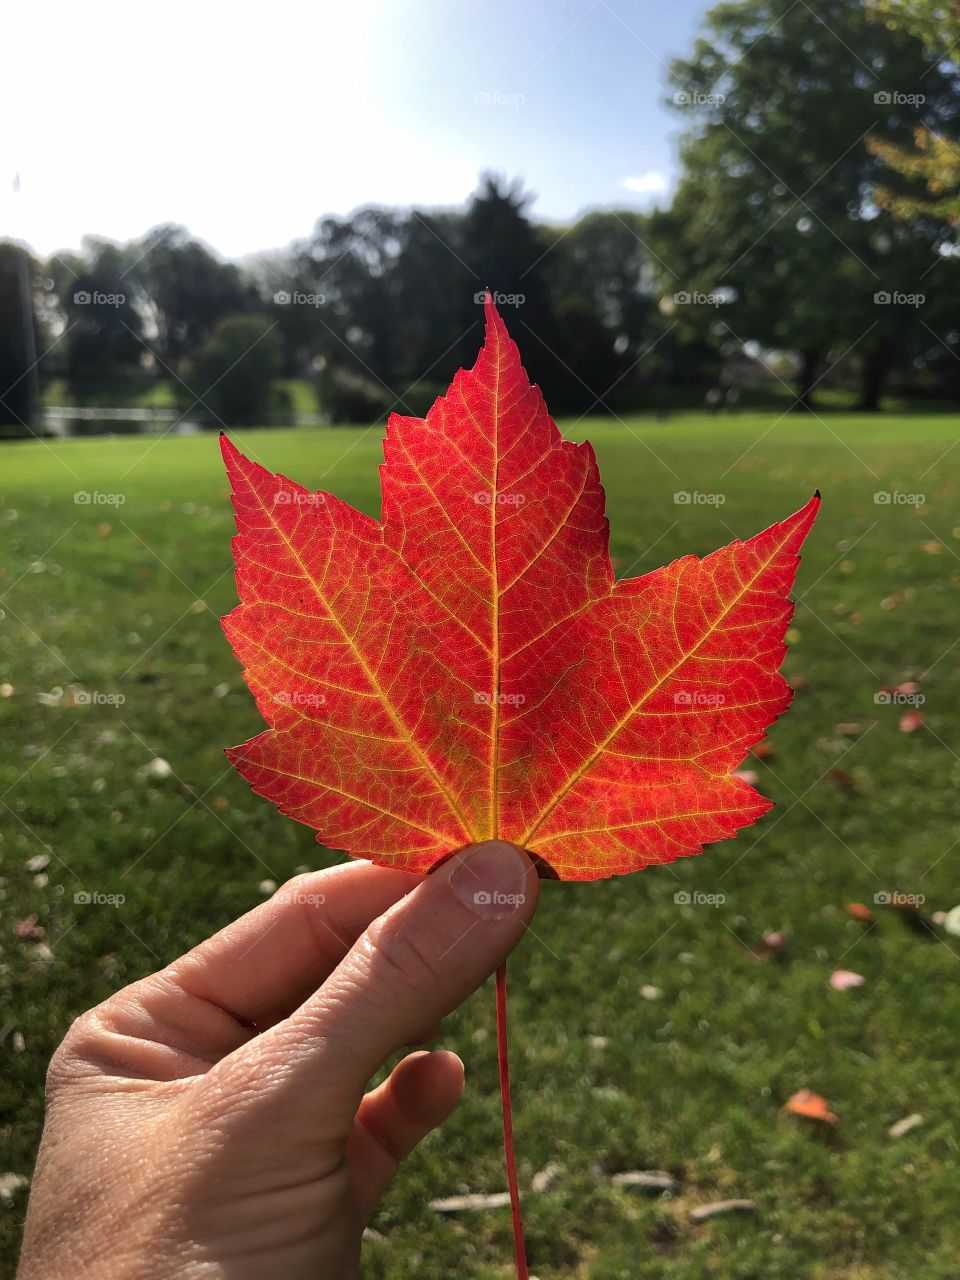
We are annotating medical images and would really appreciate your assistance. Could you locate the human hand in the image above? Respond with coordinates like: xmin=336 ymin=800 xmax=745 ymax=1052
xmin=17 ymin=840 xmax=537 ymax=1279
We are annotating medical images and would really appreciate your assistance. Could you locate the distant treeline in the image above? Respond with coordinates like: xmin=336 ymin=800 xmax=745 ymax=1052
xmin=2 ymin=0 xmax=958 ymax=430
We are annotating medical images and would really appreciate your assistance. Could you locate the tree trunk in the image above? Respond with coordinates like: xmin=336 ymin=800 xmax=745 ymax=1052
xmin=857 ymin=343 xmax=891 ymax=412
xmin=792 ymin=347 xmax=823 ymax=412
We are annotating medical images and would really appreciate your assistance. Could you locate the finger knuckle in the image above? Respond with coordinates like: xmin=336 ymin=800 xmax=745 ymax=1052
xmin=47 ymin=1008 xmax=112 ymax=1089
xmin=279 ymin=870 xmax=315 ymax=897
xmin=365 ymin=915 xmax=445 ymax=997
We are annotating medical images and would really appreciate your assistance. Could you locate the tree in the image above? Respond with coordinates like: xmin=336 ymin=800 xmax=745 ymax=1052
xmin=0 ymin=242 xmax=40 ymax=433
xmin=134 ymin=225 xmax=259 ymax=370
xmin=866 ymin=0 xmax=960 ymax=226
xmin=655 ymin=0 xmax=960 ymax=409
xmin=544 ymin=211 xmax=665 ymax=410
xmin=52 ymin=239 xmax=149 ymax=400
xmin=187 ymin=314 xmax=282 ymax=426
xmin=453 ymin=175 xmax=567 ymax=399
xmin=283 ymin=207 xmax=407 ymax=419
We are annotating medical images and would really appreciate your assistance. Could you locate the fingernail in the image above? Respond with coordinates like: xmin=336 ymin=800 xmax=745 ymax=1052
xmin=449 ymin=841 xmax=530 ymax=919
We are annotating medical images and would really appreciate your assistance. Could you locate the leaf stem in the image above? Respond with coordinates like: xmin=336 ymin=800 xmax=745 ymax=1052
xmin=496 ymin=961 xmax=529 ymax=1280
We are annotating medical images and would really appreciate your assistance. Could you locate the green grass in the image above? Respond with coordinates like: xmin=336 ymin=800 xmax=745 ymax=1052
xmin=2 ymin=412 xmax=959 ymax=1279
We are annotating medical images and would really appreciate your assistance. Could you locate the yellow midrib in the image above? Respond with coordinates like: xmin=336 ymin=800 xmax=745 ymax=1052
xmin=489 ymin=325 xmax=503 ymax=840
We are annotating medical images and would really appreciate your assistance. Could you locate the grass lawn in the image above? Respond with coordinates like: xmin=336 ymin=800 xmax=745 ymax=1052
xmin=2 ymin=411 xmax=959 ymax=1279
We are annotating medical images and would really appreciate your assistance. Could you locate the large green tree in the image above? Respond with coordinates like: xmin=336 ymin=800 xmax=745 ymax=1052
xmin=134 ymin=224 xmax=259 ymax=370
xmin=50 ymin=239 xmax=149 ymax=400
xmin=543 ymin=211 xmax=680 ymax=409
xmin=653 ymin=0 xmax=960 ymax=409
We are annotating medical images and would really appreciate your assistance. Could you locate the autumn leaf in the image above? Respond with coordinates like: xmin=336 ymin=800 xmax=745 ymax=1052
xmin=221 ymin=296 xmax=819 ymax=881
xmin=845 ymin=902 xmax=874 ymax=922
xmin=783 ymin=1089 xmax=838 ymax=1124
xmin=829 ymin=969 xmax=865 ymax=990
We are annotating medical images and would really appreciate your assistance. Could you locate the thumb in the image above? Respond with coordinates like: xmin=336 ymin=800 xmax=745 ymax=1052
xmin=247 ymin=840 xmax=537 ymax=1114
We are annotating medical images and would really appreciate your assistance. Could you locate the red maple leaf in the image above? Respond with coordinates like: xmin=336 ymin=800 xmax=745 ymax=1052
xmin=221 ymin=297 xmax=818 ymax=881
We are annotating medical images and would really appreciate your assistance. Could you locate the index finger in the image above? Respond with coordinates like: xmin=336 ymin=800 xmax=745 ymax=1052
xmin=172 ymin=860 xmax=423 ymax=1028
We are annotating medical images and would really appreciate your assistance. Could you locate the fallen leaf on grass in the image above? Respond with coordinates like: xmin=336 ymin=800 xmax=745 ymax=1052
xmin=531 ymin=1162 xmax=563 ymax=1194
xmin=753 ymin=930 xmax=787 ymax=960
xmin=783 ymin=1089 xmax=838 ymax=1123
xmin=829 ymin=969 xmax=865 ymax=990
xmin=612 ymin=1170 xmax=676 ymax=1191
xmin=0 ymin=1174 xmax=29 ymax=1201
xmin=888 ymin=1113 xmax=923 ymax=1138
xmin=430 ymin=1192 xmax=513 ymax=1212
xmin=140 ymin=757 xmax=173 ymax=781
xmin=845 ymin=902 xmax=873 ymax=922
xmin=13 ymin=916 xmax=44 ymax=940
xmin=689 ymin=1199 xmax=756 ymax=1222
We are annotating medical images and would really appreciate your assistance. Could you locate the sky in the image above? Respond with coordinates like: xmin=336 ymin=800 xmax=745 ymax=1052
xmin=2 ymin=0 xmax=709 ymax=261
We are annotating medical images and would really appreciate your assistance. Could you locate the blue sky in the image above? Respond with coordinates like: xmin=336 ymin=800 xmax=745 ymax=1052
xmin=3 ymin=0 xmax=708 ymax=259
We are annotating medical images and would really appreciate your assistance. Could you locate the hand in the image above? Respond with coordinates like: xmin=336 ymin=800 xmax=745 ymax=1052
xmin=17 ymin=840 xmax=538 ymax=1279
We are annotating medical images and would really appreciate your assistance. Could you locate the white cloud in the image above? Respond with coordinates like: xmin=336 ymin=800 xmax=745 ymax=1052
xmin=619 ymin=170 xmax=669 ymax=196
